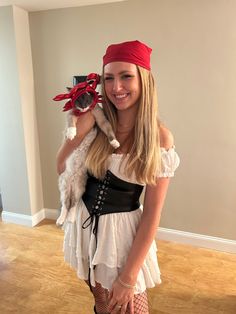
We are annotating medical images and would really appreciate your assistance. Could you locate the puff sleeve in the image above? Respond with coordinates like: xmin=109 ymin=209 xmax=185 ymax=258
xmin=159 ymin=146 xmax=180 ymax=178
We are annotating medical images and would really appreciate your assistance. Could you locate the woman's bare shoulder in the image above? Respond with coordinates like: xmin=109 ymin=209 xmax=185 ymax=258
xmin=159 ymin=124 xmax=174 ymax=149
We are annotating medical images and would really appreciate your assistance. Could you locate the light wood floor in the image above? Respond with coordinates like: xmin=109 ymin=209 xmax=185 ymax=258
xmin=0 ymin=219 xmax=235 ymax=314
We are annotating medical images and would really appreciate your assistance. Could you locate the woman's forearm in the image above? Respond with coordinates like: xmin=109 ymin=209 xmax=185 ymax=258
xmin=119 ymin=178 xmax=170 ymax=285
xmin=119 ymin=210 xmax=162 ymax=285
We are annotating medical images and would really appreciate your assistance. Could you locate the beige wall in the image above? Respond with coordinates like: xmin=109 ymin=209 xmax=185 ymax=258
xmin=0 ymin=5 xmax=31 ymax=216
xmin=29 ymin=0 xmax=236 ymax=240
xmin=0 ymin=5 xmax=43 ymax=220
xmin=13 ymin=6 xmax=44 ymax=215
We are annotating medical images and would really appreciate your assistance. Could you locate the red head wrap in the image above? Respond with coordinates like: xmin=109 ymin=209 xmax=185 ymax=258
xmin=103 ymin=40 xmax=152 ymax=71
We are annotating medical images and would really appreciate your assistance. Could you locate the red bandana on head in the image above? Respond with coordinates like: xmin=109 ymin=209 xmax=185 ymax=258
xmin=53 ymin=73 xmax=102 ymax=116
xmin=103 ymin=40 xmax=152 ymax=70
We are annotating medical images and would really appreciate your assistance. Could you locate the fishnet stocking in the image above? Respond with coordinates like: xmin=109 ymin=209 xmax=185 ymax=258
xmin=127 ymin=290 xmax=149 ymax=314
xmin=85 ymin=280 xmax=109 ymax=313
xmin=85 ymin=280 xmax=149 ymax=314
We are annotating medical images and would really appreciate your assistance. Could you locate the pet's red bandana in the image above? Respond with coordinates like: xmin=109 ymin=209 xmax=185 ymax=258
xmin=53 ymin=73 xmax=102 ymax=116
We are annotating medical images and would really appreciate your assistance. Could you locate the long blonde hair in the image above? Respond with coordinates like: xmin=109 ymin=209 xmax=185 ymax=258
xmin=85 ymin=66 xmax=161 ymax=185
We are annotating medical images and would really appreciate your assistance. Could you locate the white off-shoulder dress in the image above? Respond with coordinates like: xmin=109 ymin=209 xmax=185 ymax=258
xmin=63 ymin=129 xmax=180 ymax=294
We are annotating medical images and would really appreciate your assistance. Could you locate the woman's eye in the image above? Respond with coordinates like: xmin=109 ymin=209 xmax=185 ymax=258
xmin=122 ymin=74 xmax=133 ymax=79
xmin=104 ymin=77 xmax=113 ymax=81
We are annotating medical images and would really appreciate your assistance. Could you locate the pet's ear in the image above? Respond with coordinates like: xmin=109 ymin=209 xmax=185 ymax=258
xmin=66 ymin=87 xmax=72 ymax=91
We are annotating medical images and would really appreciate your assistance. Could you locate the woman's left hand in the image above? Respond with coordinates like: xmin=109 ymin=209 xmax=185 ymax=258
xmin=107 ymin=279 xmax=134 ymax=314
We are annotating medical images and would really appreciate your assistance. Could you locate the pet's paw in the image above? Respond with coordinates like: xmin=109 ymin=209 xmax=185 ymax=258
xmin=66 ymin=127 xmax=77 ymax=140
xmin=56 ymin=216 xmax=65 ymax=227
xmin=56 ymin=210 xmax=68 ymax=227
xmin=110 ymin=139 xmax=120 ymax=149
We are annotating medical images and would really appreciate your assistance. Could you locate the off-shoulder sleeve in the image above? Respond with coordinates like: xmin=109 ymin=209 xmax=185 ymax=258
xmin=159 ymin=146 xmax=180 ymax=178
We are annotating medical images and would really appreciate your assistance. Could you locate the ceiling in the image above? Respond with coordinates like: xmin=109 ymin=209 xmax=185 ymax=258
xmin=0 ymin=0 xmax=127 ymax=12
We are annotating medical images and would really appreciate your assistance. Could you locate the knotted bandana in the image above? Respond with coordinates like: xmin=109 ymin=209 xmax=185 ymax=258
xmin=53 ymin=73 xmax=102 ymax=116
xmin=103 ymin=40 xmax=152 ymax=70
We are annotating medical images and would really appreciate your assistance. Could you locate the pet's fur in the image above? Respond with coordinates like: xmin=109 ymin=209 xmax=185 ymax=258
xmin=56 ymin=128 xmax=97 ymax=226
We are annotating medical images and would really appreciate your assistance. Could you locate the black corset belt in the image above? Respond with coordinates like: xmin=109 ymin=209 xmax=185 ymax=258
xmin=81 ymin=170 xmax=143 ymax=292
xmin=82 ymin=170 xmax=144 ymax=242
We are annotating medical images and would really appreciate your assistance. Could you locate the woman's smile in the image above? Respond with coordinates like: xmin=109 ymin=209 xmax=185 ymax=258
xmin=114 ymin=93 xmax=128 ymax=99
xmin=113 ymin=93 xmax=130 ymax=105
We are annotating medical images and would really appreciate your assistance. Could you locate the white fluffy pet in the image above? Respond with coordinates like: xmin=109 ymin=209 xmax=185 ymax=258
xmin=56 ymin=128 xmax=97 ymax=226
xmin=56 ymin=92 xmax=120 ymax=227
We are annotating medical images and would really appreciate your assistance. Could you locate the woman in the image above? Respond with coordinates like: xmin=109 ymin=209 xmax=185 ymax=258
xmin=57 ymin=40 xmax=180 ymax=314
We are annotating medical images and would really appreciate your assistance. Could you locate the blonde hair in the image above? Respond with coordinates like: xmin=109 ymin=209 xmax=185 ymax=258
xmin=85 ymin=66 xmax=161 ymax=185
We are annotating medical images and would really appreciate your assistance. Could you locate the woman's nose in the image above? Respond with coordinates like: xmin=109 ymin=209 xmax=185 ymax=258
xmin=112 ymin=78 xmax=123 ymax=92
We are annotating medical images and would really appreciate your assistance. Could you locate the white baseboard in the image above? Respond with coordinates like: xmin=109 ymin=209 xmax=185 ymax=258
xmin=2 ymin=210 xmax=235 ymax=253
xmin=44 ymin=208 xmax=59 ymax=220
xmin=2 ymin=208 xmax=58 ymax=227
xmin=2 ymin=211 xmax=34 ymax=227
xmin=157 ymin=227 xmax=236 ymax=253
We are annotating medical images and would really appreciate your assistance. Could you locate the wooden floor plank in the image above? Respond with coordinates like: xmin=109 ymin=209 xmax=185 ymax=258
xmin=0 ymin=219 xmax=235 ymax=313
